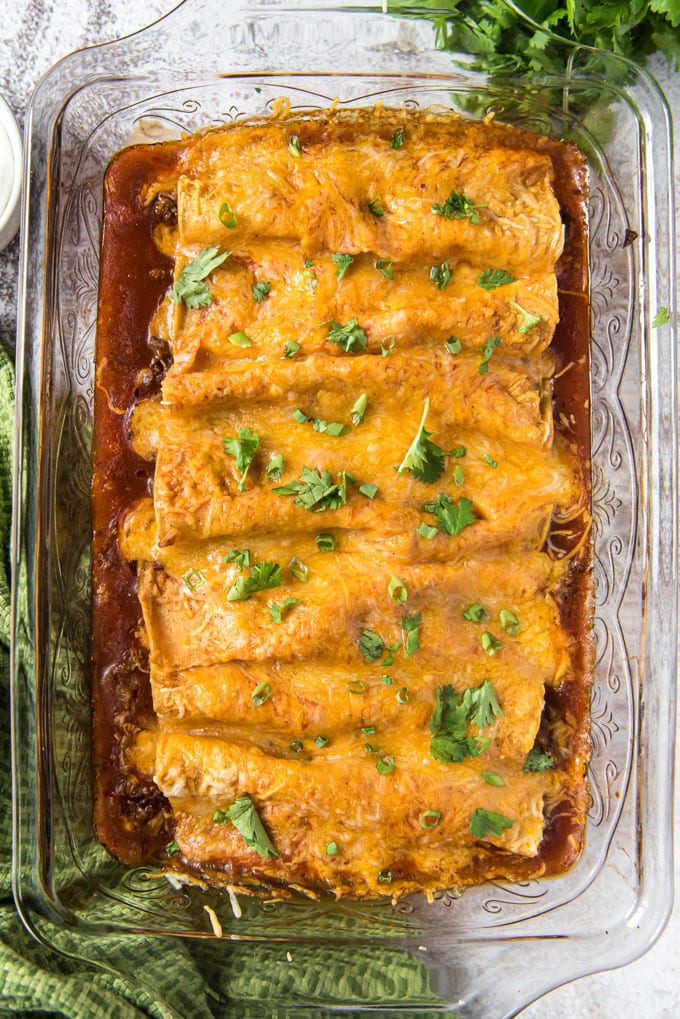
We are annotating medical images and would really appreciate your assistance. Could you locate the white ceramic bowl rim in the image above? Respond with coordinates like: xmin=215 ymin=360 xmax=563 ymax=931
xmin=0 ymin=94 xmax=22 ymax=250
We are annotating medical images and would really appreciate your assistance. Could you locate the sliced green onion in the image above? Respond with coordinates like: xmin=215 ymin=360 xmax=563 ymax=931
xmin=219 ymin=201 xmax=237 ymax=229
xmin=419 ymin=809 xmax=442 ymax=829
xmin=381 ymin=675 xmax=393 ymax=685
xmin=453 ymin=465 xmax=464 ymax=487
xmin=361 ymin=725 xmax=375 ymax=735
xmin=483 ymin=454 xmax=499 ymax=469
xmin=463 ymin=603 xmax=488 ymax=623
xmin=500 ymin=608 xmax=520 ymax=635
xmin=351 ymin=393 xmax=368 ymax=426
xmin=378 ymin=868 xmax=393 ymax=883
xmin=289 ymin=740 xmax=303 ymax=754
xmin=251 ymin=681 xmax=272 ymax=706
xmin=228 ymin=331 xmax=252 ymax=348
xmin=418 ymin=522 xmax=438 ymax=540
xmin=445 ymin=336 xmax=462 ymax=355
xmin=388 ymin=576 xmax=408 ymax=603
xmin=284 ymin=340 xmax=301 ymax=358
xmin=367 ymin=197 xmax=385 ymax=217
xmin=289 ymin=555 xmax=309 ymax=582
xmin=165 ymin=840 xmax=180 ymax=856
xmin=316 ymin=532 xmax=335 ymax=552
xmin=292 ymin=408 xmax=309 ymax=424
xmin=396 ymin=687 xmax=409 ymax=705
xmin=481 ymin=631 xmax=502 ymax=656
xmin=450 ymin=445 xmax=467 ymax=458
xmin=359 ymin=482 xmax=378 ymax=499
xmin=288 ymin=134 xmax=302 ymax=158
xmin=182 ymin=567 xmax=207 ymax=592
xmin=375 ymin=258 xmax=394 ymax=279
xmin=347 ymin=679 xmax=366 ymax=695
xmin=376 ymin=755 xmax=395 ymax=775
xmin=315 ymin=735 xmax=329 ymax=748
xmin=365 ymin=742 xmax=382 ymax=754
xmin=325 ymin=841 xmax=339 ymax=855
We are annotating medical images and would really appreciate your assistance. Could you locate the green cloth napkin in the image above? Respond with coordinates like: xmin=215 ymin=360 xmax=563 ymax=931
xmin=0 ymin=342 xmax=444 ymax=1017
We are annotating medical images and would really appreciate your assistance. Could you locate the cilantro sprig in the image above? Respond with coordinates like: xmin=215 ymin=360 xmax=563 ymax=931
xmin=273 ymin=467 xmax=348 ymax=512
xmin=170 ymin=246 xmax=230 ymax=309
xmin=420 ymin=493 xmax=476 ymax=537
xmin=326 ymin=318 xmax=368 ymax=353
xmin=227 ymin=561 xmax=283 ymax=602
xmin=427 ymin=681 xmax=503 ymax=764
xmin=469 ymin=808 xmax=514 ymax=840
xmin=224 ymin=795 xmax=278 ymax=858
xmin=223 ymin=427 xmax=260 ymax=492
xmin=432 ymin=188 xmax=486 ymax=224
xmin=396 ymin=398 xmax=445 ymax=483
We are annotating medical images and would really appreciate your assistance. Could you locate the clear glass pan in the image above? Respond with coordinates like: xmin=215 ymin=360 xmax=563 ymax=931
xmin=11 ymin=2 xmax=677 ymax=1015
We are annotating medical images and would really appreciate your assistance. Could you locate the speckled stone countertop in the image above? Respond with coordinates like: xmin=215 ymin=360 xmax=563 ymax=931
xmin=0 ymin=2 xmax=678 ymax=1016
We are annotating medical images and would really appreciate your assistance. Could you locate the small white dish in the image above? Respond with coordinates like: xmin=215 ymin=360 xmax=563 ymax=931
xmin=0 ymin=94 xmax=22 ymax=251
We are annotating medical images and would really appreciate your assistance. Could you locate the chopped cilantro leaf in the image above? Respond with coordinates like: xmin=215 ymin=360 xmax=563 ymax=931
xmin=223 ymin=426 xmax=260 ymax=492
xmin=390 ymin=127 xmax=405 ymax=149
xmin=283 ymin=340 xmax=301 ymax=358
xmin=428 ymin=684 xmax=490 ymax=764
xmin=226 ymin=795 xmax=278 ymax=857
xmin=332 ymin=252 xmax=354 ymax=280
xmin=468 ymin=679 xmax=503 ymax=729
xmin=265 ymin=453 xmax=285 ymax=481
xmin=431 ymin=188 xmax=486 ymax=224
xmin=273 ymin=467 xmax=348 ymax=512
xmin=269 ymin=597 xmax=303 ymax=623
xmin=477 ymin=268 xmax=517 ymax=290
xmin=359 ymin=629 xmax=385 ymax=662
xmin=326 ymin=318 xmax=368 ymax=353
xmin=225 ymin=548 xmax=250 ymax=569
xmin=165 ymin=839 xmax=180 ymax=856
xmin=396 ymin=398 xmax=446 ymax=483
xmin=170 ymin=246 xmax=230 ymax=309
xmin=510 ymin=299 xmax=540 ymax=332
xmin=524 ymin=747 xmax=555 ymax=773
xmin=653 ymin=306 xmax=671 ymax=327
xmin=227 ymin=560 xmax=283 ymax=601
xmin=375 ymin=258 xmax=394 ymax=279
xmin=253 ymin=280 xmax=271 ymax=302
xmin=478 ymin=336 xmax=502 ymax=375
xmin=422 ymin=493 xmax=476 ymax=536
xmin=469 ymin=808 xmax=514 ymax=840
xmin=481 ymin=772 xmax=506 ymax=787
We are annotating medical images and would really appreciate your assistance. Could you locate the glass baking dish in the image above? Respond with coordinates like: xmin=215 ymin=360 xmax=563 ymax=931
xmin=11 ymin=1 xmax=677 ymax=1015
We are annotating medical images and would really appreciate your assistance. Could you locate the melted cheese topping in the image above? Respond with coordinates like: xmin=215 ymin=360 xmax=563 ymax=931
xmin=122 ymin=108 xmax=588 ymax=898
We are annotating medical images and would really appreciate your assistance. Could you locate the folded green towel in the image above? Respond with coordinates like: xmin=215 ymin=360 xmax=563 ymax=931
xmin=0 ymin=339 xmax=443 ymax=1017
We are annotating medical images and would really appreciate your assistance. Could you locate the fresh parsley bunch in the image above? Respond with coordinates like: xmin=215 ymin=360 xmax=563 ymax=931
xmin=390 ymin=1 xmax=680 ymax=70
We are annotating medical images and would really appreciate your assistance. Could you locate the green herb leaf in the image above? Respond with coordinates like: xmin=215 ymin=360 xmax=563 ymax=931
xmin=428 ymin=684 xmax=491 ymax=764
xmin=332 ymin=252 xmax=354 ymax=280
xmin=223 ymin=427 xmax=260 ymax=492
xmin=228 ymin=331 xmax=252 ymax=348
xmin=326 ymin=841 xmax=339 ymax=855
xmin=390 ymin=127 xmax=405 ymax=149
xmin=499 ymin=608 xmax=520 ymax=635
xmin=170 ymin=246 xmax=230 ymax=309
xmin=653 ymin=306 xmax=671 ymax=327
xmin=326 ymin=318 xmax=368 ymax=353
xmin=165 ymin=839 xmax=180 ymax=856
xmin=469 ymin=808 xmax=514 ymax=840
xmin=253 ymin=280 xmax=271 ymax=302
xmin=273 ymin=467 xmax=348 ymax=512
xmin=450 ymin=445 xmax=467 ymax=458
xmin=431 ymin=188 xmax=486 ymax=224
xmin=288 ymin=134 xmax=302 ymax=158
xmin=445 ymin=336 xmax=462 ymax=355
xmin=359 ymin=629 xmax=385 ymax=662
xmin=481 ymin=772 xmax=506 ymax=787
xmin=375 ymin=258 xmax=394 ymax=279
xmin=388 ymin=576 xmax=408 ymax=603
xmin=367 ymin=197 xmax=385 ymax=217
xmin=182 ymin=567 xmax=207 ymax=592
xmin=463 ymin=603 xmax=488 ymax=623
xmin=225 ymin=548 xmax=251 ymax=569
xmin=417 ymin=522 xmax=439 ymax=540
xmin=289 ymin=556 xmax=309 ymax=582
xmin=226 ymin=795 xmax=278 ymax=857
xmin=419 ymin=809 xmax=442 ymax=828
xmin=212 ymin=810 xmax=229 ymax=824
xmin=351 ymin=393 xmax=368 ymax=427
xmin=468 ymin=679 xmax=503 ymax=729
xmin=481 ymin=631 xmax=502 ymax=656
xmin=510 ymin=299 xmax=540 ymax=332
xmin=219 ymin=201 xmax=238 ymax=229
xmin=265 ymin=453 xmax=285 ymax=481
xmin=304 ymin=257 xmax=314 ymax=268
xmin=483 ymin=454 xmax=499 ymax=469
xmin=402 ymin=613 xmax=421 ymax=656
xmin=396 ymin=397 xmax=446 ymax=483
xmin=430 ymin=260 xmax=452 ymax=290
xmin=477 ymin=268 xmax=516 ymax=290
xmin=269 ymin=597 xmax=303 ymax=623
xmin=251 ymin=681 xmax=272 ymax=706
xmin=316 ymin=532 xmax=335 ymax=552
xmin=283 ymin=340 xmax=300 ymax=358
xmin=453 ymin=464 xmax=464 ymax=486
xmin=227 ymin=560 xmax=283 ymax=601
xmin=524 ymin=747 xmax=555 ymax=773
xmin=422 ymin=493 xmax=476 ymax=536
xmin=478 ymin=335 xmax=502 ymax=375
xmin=376 ymin=755 xmax=395 ymax=775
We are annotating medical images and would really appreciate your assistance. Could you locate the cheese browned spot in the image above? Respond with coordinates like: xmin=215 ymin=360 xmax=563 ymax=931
xmin=101 ymin=108 xmax=591 ymax=898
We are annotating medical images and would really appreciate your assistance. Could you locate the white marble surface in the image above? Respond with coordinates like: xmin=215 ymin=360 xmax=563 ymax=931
xmin=0 ymin=2 xmax=677 ymax=1015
